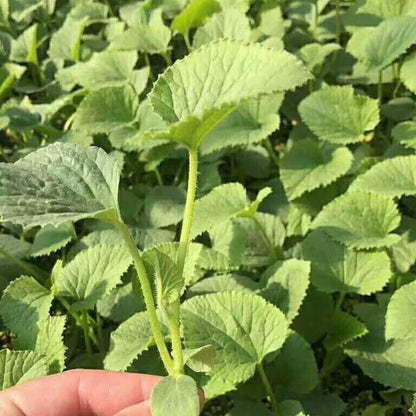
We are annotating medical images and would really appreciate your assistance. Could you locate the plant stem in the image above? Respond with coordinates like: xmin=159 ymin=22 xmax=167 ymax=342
xmin=335 ymin=291 xmax=345 ymax=311
xmin=257 ymin=363 xmax=278 ymax=411
xmin=114 ymin=219 xmax=174 ymax=374
xmin=378 ymin=70 xmax=383 ymax=103
xmin=82 ymin=311 xmax=93 ymax=356
xmin=167 ymin=304 xmax=184 ymax=375
xmin=177 ymin=148 xmax=199 ymax=274
xmin=313 ymin=0 xmax=319 ymax=39
xmin=154 ymin=167 xmax=163 ymax=186
xmin=264 ymin=138 xmax=280 ymax=169
xmin=335 ymin=0 xmax=341 ymax=44
xmin=184 ymin=32 xmax=192 ymax=53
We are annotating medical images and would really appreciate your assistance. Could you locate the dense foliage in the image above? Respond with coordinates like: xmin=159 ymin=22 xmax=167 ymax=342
xmin=1 ymin=0 xmax=416 ymax=415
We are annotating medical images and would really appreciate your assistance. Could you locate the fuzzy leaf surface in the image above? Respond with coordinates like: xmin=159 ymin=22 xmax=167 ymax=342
xmin=0 ymin=143 xmax=121 ymax=228
xmin=299 ymin=86 xmax=380 ymax=145
xmin=311 ymin=191 xmax=401 ymax=249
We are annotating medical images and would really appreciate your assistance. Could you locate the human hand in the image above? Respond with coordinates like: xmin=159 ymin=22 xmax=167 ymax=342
xmin=0 ymin=370 xmax=163 ymax=416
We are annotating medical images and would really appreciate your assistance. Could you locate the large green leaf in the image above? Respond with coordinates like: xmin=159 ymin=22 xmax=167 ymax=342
xmin=55 ymin=244 xmax=132 ymax=311
xmin=0 ymin=350 xmax=47 ymax=390
xmin=351 ymin=156 xmax=416 ymax=197
xmin=347 ymin=16 xmax=416 ymax=71
xmin=392 ymin=121 xmax=416 ymax=150
xmin=260 ymin=259 xmax=310 ymax=323
xmin=0 ymin=143 xmax=121 ymax=228
xmin=280 ymin=139 xmax=353 ymax=200
xmin=182 ymin=291 xmax=289 ymax=398
xmin=72 ymin=85 xmax=139 ymax=134
xmin=151 ymin=375 xmax=200 ymax=416
xmin=147 ymin=39 xmax=311 ymax=149
xmin=299 ymin=86 xmax=380 ymax=145
xmin=385 ymin=280 xmax=416 ymax=340
xmin=311 ymin=191 xmax=401 ymax=249
xmin=301 ymin=230 xmax=392 ymax=294
xmin=0 ymin=276 xmax=52 ymax=349
xmin=10 ymin=24 xmax=38 ymax=64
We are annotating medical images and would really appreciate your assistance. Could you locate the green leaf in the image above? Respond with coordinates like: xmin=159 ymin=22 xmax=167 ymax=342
xmin=385 ymin=280 xmax=416 ymax=341
xmin=30 ymin=222 xmax=76 ymax=257
xmin=0 ymin=143 xmax=121 ymax=228
xmin=297 ymin=43 xmax=341 ymax=73
xmin=35 ymin=316 xmax=67 ymax=373
xmin=193 ymin=8 xmax=251 ymax=48
xmin=301 ymin=230 xmax=392 ymax=295
xmin=347 ymin=16 xmax=416 ymax=71
xmin=390 ymin=217 xmax=416 ymax=273
xmin=191 ymin=183 xmax=247 ymax=238
xmin=392 ymin=121 xmax=416 ymax=150
xmin=151 ymin=374 xmax=200 ymax=416
xmin=110 ymin=9 xmax=171 ymax=54
xmin=57 ymin=50 xmax=138 ymax=91
xmin=182 ymin=291 xmax=289 ymax=398
xmin=72 ymin=85 xmax=139 ymax=134
xmin=260 ymin=259 xmax=310 ymax=323
xmin=346 ymin=302 xmax=416 ymax=390
xmin=0 ymin=276 xmax=52 ymax=349
xmin=145 ymin=186 xmax=185 ymax=228
xmin=10 ymin=24 xmax=38 ymax=64
xmin=351 ymin=156 xmax=416 ymax=198
xmin=324 ymin=310 xmax=368 ymax=350
xmin=401 ymin=52 xmax=416 ymax=94
xmin=299 ymin=86 xmax=380 ymax=145
xmin=184 ymin=345 xmax=217 ymax=372
xmin=271 ymin=331 xmax=319 ymax=395
xmin=275 ymin=400 xmax=308 ymax=416
xmin=311 ymin=191 xmax=401 ymax=249
xmin=187 ymin=273 xmax=258 ymax=297
xmin=171 ymin=0 xmax=221 ymax=36
xmin=104 ymin=311 xmax=153 ymax=371
xmin=147 ymin=39 xmax=311 ymax=149
xmin=144 ymin=249 xmax=184 ymax=306
xmin=56 ymin=244 xmax=132 ymax=311
xmin=201 ymin=93 xmax=283 ymax=155
xmin=280 ymin=139 xmax=353 ymax=200
xmin=0 ymin=350 xmax=47 ymax=390
xmin=411 ymin=394 xmax=416 ymax=415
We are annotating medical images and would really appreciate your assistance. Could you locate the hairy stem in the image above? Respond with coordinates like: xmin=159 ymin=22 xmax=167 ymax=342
xmin=170 ymin=148 xmax=200 ymax=375
xmin=114 ymin=220 xmax=174 ymax=374
xmin=82 ymin=311 xmax=93 ymax=356
xmin=257 ymin=363 xmax=278 ymax=411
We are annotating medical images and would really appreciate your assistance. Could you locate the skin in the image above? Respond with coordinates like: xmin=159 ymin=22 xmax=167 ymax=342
xmin=0 ymin=370 xmax=162 ymax=416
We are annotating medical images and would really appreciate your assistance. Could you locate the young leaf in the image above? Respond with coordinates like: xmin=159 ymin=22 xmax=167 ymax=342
xmin=151 ymin=374 xmax=200 ymax=416
xmin=311 ymin=191 xmax=401 ymax=249
xmin=385 ymin=280 xmax=416 ymax=341
xmin=350 ymin=156 xmax=416 ymax=198
xmin=301 ymin=230 xmax=392 ymax=295
xmin=324 ymin=311 xmax=368 ymax=351
xmin=30 ymin=222 xmax=76 ymax=257
xmin=72 ymin=85 xmax=139 ymax=134
xmin=260 ymin=259 xmax=310 ymax=323
xmin=104 ymin=311 xmax=153 ymax=371
xmin=280 ymin=139 xmax=353 ymax=200
xmin=182 ymin=291 xmax=289 ymax=398
xmin=347 ymin=16 xmax=416 ymax=71
xmin=55 ymin=244 xmax=132 ymax=311
xmin=193 ymin=8 xmax=251 ymax=48
xmin=35 ymin=316 xmax=67 ymax=373
xmin=147 ymin=39 xmax=311 ymax=149
xmin=171 ymin=0 xmax=221 ymax=36
xmin=0 ymin=276 xmax=52 ymax=349
xmin=299 ymin=86 xmax=380 ymax=145
xmin=0 ymin=350 xmax=47 ymax=390
xmin=297 ymin=43 xmax=341 ymax=73
xmin=0 ymin=143 xmax=121 ymax=228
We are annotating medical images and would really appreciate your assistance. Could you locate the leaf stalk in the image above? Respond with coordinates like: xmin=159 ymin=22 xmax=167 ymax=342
xmin=257 ymin=362 xmax=278 ymax=412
